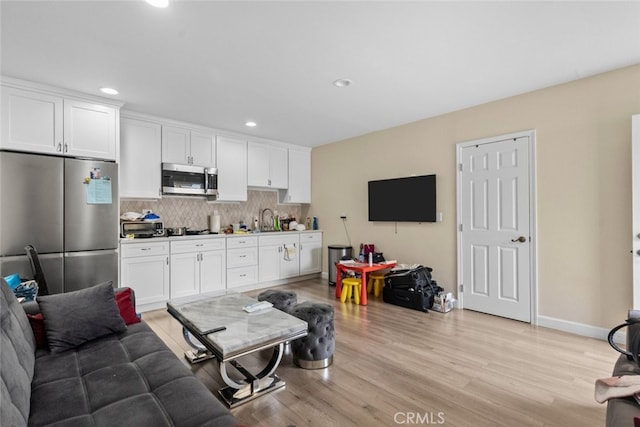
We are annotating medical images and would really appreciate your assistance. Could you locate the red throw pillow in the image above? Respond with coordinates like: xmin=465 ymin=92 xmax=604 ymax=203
xmin=115 ymin=288 xmax=141 ymax=325
xmin=27 ymin=313 xmax=47 ymax=348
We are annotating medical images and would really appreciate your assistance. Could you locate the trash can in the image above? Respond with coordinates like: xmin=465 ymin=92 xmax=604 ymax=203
xmin=328 ymin=245 xmax=352 ymax=286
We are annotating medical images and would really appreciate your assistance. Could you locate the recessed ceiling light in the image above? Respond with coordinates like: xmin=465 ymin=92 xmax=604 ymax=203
xmin=245 ymin=121 xmax=257 ymax=127
xmin=99 ymin=87 xmax=119 ymax=95
xmin=146 ymin=0 xmax=170 ymax=8
xmin=333 ymin=78 xmax=353 ymax=88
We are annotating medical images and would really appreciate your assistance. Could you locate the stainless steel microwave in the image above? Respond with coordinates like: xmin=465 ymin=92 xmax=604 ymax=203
xmin=161 ymin=163 xmax=218 ymax=198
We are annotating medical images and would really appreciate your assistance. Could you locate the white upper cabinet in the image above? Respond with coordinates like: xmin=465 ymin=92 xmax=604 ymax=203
xmin=120 ymin=117 xmax=162 ymax=199
xmin=1 ymin=87 xmax=62 ymax=154
xmin=161 ymin=125 xmax=189 ymax=164
xmin=247 ymin=142 xmax=269 ymax=187
xmin=279 ymin=148 xmax=311 ymax=204
xmin=190 ymin=130 xmax=216 ymax=167
xmin=63 ymin=99 xmax=117 ymax=159
xmin=269 ymin=146 xmax=288 ymax=188
xmin=247 ymin=142 xmax=288 ymax=189
xmin=216 ymin=136 xmax=247 ymax=202
xmin=1 ymin=85 xmax=118 ymax=160
xmin=162 ymin=125 xmax=215 ymax=167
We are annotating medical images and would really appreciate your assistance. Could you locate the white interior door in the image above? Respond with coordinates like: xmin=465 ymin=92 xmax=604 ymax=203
xmin=457 ymin=132 xmax=535 ymax=322
xmin=632 ymin=115 xmax=640 ymax=308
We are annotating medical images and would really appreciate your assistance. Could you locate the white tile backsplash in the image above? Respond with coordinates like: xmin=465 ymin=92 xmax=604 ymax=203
xmin=121 ymin=190 xmax=302 ymax=231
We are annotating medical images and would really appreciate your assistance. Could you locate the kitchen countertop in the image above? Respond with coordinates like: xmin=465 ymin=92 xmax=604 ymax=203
xmin=120 ymin=229 xmax=322 ymax=244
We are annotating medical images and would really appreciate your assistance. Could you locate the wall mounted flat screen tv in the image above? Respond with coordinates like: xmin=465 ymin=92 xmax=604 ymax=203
xmin=368 ymin=174 xmax=436 ymax=222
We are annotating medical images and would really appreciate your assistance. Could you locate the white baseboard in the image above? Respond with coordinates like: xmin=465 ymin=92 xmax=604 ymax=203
xmin=537 ymin=314 xmax=624 ymax=344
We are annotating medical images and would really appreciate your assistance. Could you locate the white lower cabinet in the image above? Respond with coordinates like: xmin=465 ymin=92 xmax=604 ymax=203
xmin=259 ymin=234 xmax=300 ymax=282
xmin=120 ymin=241 xmax=170 ymax=306
xmin=170 ymin=238 xmax=226 ymax=298
xmin=200 ymin=250 xmax=227 ymax=293
xmin=119 ymin=232 xmax=321 ymax=310
xmin=226 ymin=236 xmax=258 ymax=289
xmin=299 ymin=232 xmax=323 ymax=275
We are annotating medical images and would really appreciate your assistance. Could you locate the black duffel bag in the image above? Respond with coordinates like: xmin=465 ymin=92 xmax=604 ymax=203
xmin=383 ymin=265 xmax=443 ymax=312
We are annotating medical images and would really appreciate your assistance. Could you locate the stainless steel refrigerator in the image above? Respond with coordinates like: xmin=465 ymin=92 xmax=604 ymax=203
xmin=0 ymin=151 xmax=119 ymax=294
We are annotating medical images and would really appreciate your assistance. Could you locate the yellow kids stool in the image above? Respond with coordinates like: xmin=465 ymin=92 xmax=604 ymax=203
xmin=367 ymin=270 xmax=389 ymax=297
xmin=340 ymin=277 xmax=362 ymax=304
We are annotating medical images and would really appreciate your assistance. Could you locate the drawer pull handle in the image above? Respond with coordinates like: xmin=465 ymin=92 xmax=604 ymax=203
xmin=240 ymin=274 xmax=246 ymax=277
xmin=141 ymin=248 xmax=151 ymax=251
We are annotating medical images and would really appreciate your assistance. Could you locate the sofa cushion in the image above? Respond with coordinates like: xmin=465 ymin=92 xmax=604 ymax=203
xmin=1 ymin=278 xmax=36 ymax=427
xmin=29 ymin=322 xmax=243 ymax=427
xmin=37 ymin=282 xmax=126 ymax=353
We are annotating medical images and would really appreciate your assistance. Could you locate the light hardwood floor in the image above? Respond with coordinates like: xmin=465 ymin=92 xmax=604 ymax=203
xmin=143 ymin=278 xmax=618 ymax=427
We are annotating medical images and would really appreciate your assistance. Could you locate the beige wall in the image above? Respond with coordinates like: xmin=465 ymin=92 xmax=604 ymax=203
xmin=311 ymin=64 xmax=640 ymax=330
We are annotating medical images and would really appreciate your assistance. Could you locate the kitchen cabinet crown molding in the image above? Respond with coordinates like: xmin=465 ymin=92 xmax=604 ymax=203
xmin=120 ymin=109 xmax=309 ymax=151
xmin=1 ymin=75 xmax=124 ymax=108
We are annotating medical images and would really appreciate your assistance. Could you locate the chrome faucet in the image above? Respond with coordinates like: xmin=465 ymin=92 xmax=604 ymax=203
xmin=260 ymin=208 xmax=274 ymax=231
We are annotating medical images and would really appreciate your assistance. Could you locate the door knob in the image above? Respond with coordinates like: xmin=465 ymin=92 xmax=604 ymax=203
xmin=511 ymin=236 xmax=527 ymax=243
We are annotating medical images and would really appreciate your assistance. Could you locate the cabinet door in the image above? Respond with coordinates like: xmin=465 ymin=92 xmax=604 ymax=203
xmin=280 ymin=148 xmax=311 ymax=203
xmin=258 ymin=245 xmax=280 ymax=283
xmin=300 ymin=242 xmax=322 ymax=275
xmin=120 ymin=118 xmax=162 ymax=198
xmin=190 ymin=130 xmax=216 ymax=167
xmin=162 ymin=125 xmax=190 ymax=164
xmin=269 ymin=146 xmax=288 ymax=189
xmin=247 ymin=142 xmax=269 ymax=187
xmin=1 ymin=87 xmax=63 ymax=154
xmin=216 ymin=136 xmax=247 ymax=201
xmin=170 ymin=252 xmax=199 ymax=298
xmin=121 ymin=254 xmax=169 ymax=305
xmin=63 ymin=99 xmax=117 ymax=160
xmin=280 ymin=242 xmax=300 ymax=278
xmin=200 ymin=250 xmax=226 ymax=293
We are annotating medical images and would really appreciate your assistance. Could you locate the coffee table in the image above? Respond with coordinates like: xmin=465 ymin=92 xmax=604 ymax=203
xmin=167 ymin=291 xmax=308 ymax=407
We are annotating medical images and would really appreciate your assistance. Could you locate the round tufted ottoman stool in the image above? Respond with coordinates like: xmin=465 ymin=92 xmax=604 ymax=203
xmin=257 ymin=289 xmax=297 ymax=313
xmin=290 ymin=302 xmax=335 ymax=369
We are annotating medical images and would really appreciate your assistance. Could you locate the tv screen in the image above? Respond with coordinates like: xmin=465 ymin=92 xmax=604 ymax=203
xmin=368 ymin=174 xmax=436 ymax=222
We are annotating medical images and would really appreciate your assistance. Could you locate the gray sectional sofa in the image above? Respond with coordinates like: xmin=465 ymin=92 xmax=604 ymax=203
xmin=1 ymin=279 xmax=245 ymax=427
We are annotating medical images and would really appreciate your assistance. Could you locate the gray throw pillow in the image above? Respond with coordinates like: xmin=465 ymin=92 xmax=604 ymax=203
xmin=38 ymin=281 xmax=126 ymax=353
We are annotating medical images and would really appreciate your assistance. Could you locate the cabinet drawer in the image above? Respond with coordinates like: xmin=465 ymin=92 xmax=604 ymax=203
xmin=170 ymin=238 xmax=225 ymax=254
xmin=121 ymin=241 xmax=169 ymax=258
xmin=259 ymin=233 xmax=299 ymax=247
xmin=227 ymin=266 xmax=258 ymax=288
xmin=299 ymin=232 xmax=322 ymax=243
xmin=227 ymin=247 xmax=258 ymax=268
xmin=226 ymin=236 xmax=257 ymax=249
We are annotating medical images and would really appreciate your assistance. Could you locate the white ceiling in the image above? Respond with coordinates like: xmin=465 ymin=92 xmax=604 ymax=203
xmin=1 ymin=1 xmax=639 ymax=148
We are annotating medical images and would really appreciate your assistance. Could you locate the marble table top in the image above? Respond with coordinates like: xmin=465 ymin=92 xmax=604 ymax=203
xmin=167 ymin=291 xmax=308 ymax=361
